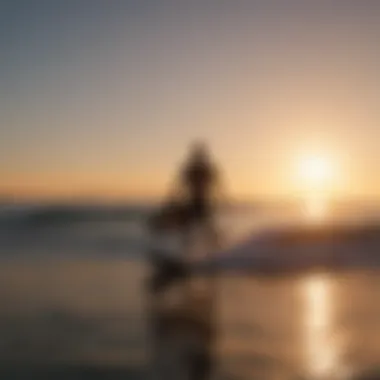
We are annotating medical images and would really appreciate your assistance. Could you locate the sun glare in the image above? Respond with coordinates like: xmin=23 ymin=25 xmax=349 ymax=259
xmin=295 ymin=152 xmax=337 ymax=222
xmin=295 ymin=151 xmax=339 ymax=198
xmin=299 ymin=155 xmax=332 ymax=186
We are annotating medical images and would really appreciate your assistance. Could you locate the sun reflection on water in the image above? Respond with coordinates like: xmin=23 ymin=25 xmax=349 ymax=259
xmin=305 ymin=196 xmax=328 ymax=223
xmin=302 ymin=274 xmax=346 ymax=379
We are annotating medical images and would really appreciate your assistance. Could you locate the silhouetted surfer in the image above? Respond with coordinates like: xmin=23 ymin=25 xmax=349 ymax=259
xmin=148 ymin=142 xmax=220 ymax=380
xmin=148 ymin=141 xmax=221 ymax=290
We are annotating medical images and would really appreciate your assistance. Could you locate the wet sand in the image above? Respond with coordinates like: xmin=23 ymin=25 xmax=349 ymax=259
xmin=0 ymin=259 xmax=379 ymax=379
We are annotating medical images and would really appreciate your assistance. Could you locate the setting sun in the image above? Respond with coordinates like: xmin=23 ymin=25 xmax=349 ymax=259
xmin=294 ymin=152 xmax=336 ymax=221
xmin=299 ymin=155 xmax=332 ymax=185
xmin=295 ymin=153 xmax=337 ymax=196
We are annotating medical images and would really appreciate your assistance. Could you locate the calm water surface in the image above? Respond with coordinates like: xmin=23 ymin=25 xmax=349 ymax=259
xmin=216 ymin=270 xmax=380 ymax=380
xmin=0 ymin=261 xmax=378 ymax=379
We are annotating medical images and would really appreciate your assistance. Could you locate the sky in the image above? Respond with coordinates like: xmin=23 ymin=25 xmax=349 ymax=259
xmin=1 ymin=1 xmax=380 ymax=201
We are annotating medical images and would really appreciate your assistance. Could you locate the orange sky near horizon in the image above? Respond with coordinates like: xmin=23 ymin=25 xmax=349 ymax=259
xmin=2 ymin=149 xmax=379 ymax=202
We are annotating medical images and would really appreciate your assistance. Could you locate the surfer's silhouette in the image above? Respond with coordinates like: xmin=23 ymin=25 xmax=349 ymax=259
xmin=147 ymin=142 xmax=220 ymax=380
xmin=148 ymin=141 xmax=221 ymax=291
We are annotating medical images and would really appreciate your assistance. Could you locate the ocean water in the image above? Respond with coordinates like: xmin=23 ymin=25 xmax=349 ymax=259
xmin=0 ymin=201 xmax=379 ymax=379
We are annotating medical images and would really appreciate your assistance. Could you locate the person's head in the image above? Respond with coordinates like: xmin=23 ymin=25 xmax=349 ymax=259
xmin=189 ymin=140 xmax=210 ymax=163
